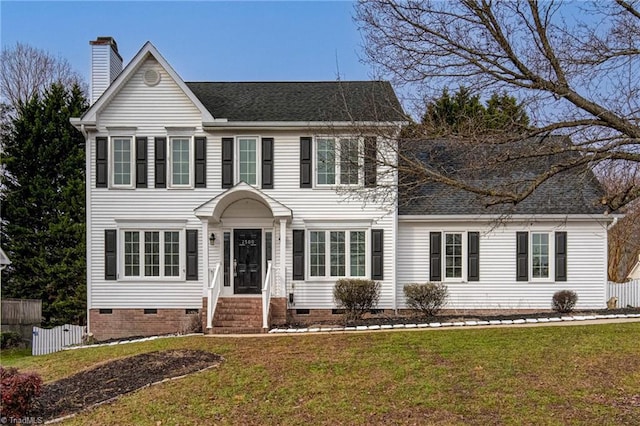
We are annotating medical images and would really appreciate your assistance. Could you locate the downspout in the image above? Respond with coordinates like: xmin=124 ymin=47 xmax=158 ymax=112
xmin=81 ymin=124 xmax=92 ymax=336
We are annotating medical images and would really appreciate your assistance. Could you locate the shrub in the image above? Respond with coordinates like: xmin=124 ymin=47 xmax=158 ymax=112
xmin=552 ymin=290 xmax=578 ymax=313
xmin=333 ymin=279 xmax=381 ymax=322
xmin=404 ymin=282 xmax=448 ymax=316
xmin=0 ymin=367 xmax=42 ymax=419
xmin=1 ymin=331 xmax=23 ymax=350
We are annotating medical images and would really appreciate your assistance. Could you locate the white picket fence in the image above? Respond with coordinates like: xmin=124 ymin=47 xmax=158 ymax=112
xmin=32 ymin=324 xmax=85 ymax=356
xmin=607 ymin=279 xmax=640 ymax=309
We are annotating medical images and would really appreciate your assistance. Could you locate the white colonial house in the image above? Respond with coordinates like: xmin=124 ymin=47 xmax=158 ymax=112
xmin=72 ymin=38 xmax=613 ymax=340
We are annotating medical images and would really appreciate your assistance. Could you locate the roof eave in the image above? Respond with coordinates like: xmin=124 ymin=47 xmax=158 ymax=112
xmin=398 ymin=213 xmax=618 ymax=223
xmin=202 ymin=120 xmax=409 ymax=130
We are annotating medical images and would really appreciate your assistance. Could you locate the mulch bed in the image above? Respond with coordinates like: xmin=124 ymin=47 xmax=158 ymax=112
xmin=32 ymin=349 xmax=223 ymax=421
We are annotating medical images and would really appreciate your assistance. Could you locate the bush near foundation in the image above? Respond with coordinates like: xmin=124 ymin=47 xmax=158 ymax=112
xmin=1 ymin=331 xmax=23 ymax=349
xmin=552 ymin=290 xmax=578 ymax=313
xmin=404 ymin=282 xmax=448 ymax=316
xmin=0 ymin=367 xmax=42 ymax=419
xmin=333 ymin=279 xmax=380 ymax=322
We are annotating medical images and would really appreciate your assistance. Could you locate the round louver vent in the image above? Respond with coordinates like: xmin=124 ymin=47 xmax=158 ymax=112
xmin=143 ymin=69 xmax=160 ymax=86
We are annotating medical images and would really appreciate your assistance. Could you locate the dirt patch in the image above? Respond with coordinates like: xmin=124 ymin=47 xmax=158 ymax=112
xmin=32 ymin=349 xmax=222 ymax=421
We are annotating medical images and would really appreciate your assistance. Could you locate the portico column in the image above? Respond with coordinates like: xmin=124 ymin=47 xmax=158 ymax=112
xmin=201 ymin=219 xmax=209 ymax=296
xmin=279 ymin=219 xmax=287 ymax=297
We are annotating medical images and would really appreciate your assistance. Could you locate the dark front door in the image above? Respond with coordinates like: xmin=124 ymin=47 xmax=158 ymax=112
xmin=234 ymin=229 xmax=262 ymax=294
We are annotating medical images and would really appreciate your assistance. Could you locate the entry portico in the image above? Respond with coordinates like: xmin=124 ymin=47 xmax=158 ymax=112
xmin=196 ymin=182 xmax=292 ymax=329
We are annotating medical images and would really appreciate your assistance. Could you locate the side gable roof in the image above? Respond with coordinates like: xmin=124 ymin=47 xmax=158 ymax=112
xmin=399 ymin=136 xmax=607 ymax=216
xmin=76 ymin=42 xmax=214 ymax=125
xmin=186 ymin=81 xmax=407 ymax=123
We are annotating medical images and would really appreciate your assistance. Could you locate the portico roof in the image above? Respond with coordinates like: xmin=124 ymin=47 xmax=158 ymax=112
xmin=194 ymin=182 xmax=292 ymax=223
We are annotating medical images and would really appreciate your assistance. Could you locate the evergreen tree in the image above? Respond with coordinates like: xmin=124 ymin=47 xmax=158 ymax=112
xmin=1 ymin=83 xmax=87 ymax=325
xmin=405 ymin=87 xmax=530 ymax=138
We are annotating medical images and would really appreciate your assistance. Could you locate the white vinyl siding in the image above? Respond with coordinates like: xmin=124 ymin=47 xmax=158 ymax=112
xmin=397 ymin=220 xmax=608 ymax=310
xmin=88 ymin=58 xmax=397 ymax=310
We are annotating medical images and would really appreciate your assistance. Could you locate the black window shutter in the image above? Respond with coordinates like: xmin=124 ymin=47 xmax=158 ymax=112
xmin=516 ymin=232 xmax=529 ymax=281
xmin=96 ymin=137 xmax=108 ymax=188
xmin=468 ymin=232 xmax=480 ymax=282
xmin=105 ymin=229 xmax=117 ymax=280
xmin=136 ymin=137 xmax=147 ymax=188
xmin=222 ymin=137 xmax=234 ymax=188
xmin=364 ymin=136 xmax=377 ymax=188
xmin=186 ymin=230 xmax=198 ymax=281
xmin=371 ymin=229 xmax=384 ymax=280
xmin=195 ymin=136 xmax=206 ymax=188
xmin=555 ymin=232 xmax=567 ymax=281
xmin=430 ymin=232 xmax=442 ymax=281
xmin=262 ymin=137 xmax=274 ymax=189
xmin=293 ymin=230 xmax=305 ymax=280
xmin=154 ymin=137 xmax=166 ymax=188
xmin=300 ymin=137 xmax=312 ymax=188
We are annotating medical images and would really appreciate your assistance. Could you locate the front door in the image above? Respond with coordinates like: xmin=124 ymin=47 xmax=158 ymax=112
xmin=233 ymin=229 xmax=262 ymax=294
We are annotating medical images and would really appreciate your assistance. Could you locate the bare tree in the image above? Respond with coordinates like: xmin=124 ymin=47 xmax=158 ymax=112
xmin=355 ymin=0 xmax=640 ymax=212
xmin=603 ymin=166 xmax=640 ymax=281
xmin=0 ymin=42 xmax=86 ymax=111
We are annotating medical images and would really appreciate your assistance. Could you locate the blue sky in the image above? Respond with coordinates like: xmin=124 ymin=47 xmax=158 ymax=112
xmin=1 ymin=1 xmax=371 ymax=83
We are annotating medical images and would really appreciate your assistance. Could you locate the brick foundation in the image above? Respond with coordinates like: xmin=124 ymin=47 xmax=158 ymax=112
xmin=89 ymin=308 xmax=201 ymax=342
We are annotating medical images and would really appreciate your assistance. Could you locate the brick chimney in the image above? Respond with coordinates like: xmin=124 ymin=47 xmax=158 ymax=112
xmin=89 ymin=37 xmax=123 ymax=105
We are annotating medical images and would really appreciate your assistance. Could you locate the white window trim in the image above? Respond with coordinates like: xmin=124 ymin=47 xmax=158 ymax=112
xmin=118 ymin=228 xmax=185 ymax=281
xmin=110 ymin=136 xmax=135 ymax=189
xmin=307 ymin=229 xmax=369 ymax=280
xmin=168 ymin=136 xmax=194 ymax=189
xmin=314 ymin=136 xmax=364 ymax=188
xmin=235 ymin=135 xmax=261 ymax=187
xmin=442 ymin=231 xmax=467 ymax=283
xmin=529 ymin=231 xmax=555 ymax=282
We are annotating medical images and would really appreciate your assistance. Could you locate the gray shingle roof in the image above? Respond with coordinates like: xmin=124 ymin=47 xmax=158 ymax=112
xmin=185 ymin=81 xmax=406 ymax=122
xmin=398 ymin=137 xmax=607 ymax=216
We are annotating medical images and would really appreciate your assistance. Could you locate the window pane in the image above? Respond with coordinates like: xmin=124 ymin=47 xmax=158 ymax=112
xmin=124 ymin=231 xmax=139 ymax=276
xmin=171 ymin=138 xmax=190 ymax=185
xmin=164 ymin=231 xmax=180 ymax=277
xmin=350 ymin=231 xmax=366 ymax=277
xmin=339 ymin=138 xmax=359 ymax=185
xmin=113 ymin=138 xmax=131 ymax=185
xmin=445 ymin=233 xmax=462 ymax=278
xmin=310 ymin=231 xmax=325 ymax=277
xmin=317 ymin=138 xmax=335 ymax=185
xmin=532 ymin=233 xmax=549 ymax=278
xmin=265 ymin=231 xmax=273 ymax=262
xmin=239 ymin=138 xmax=257 ymax=185
xmin=330 ymin=231 xmax=345 ymax=276
xmin=145 ymin=232 xmax=160 ymax=276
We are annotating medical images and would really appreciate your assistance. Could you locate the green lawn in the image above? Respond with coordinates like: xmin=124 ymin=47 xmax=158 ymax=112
xmin=2 ymin=323 xmax=640 ymax=425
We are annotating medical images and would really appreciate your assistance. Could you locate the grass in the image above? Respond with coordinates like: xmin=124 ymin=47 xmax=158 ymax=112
xmin=2 ymin=323 xmax=640 ymax=425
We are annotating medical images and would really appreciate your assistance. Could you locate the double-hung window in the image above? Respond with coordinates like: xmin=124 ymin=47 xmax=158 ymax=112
xmin=531 ymin=233 xmax=550 ymax=279
xmin=122 ymin=230 xmax=182 ymax=278
xmin=316 ymin=137 xmax=362 ymax=186
xmin=444 ymin=233 xmax=463 ymax=279
xmin=309 ymin=230 xmax=366 ymax=278
xmin=169 ymin=137 xmax=192 ymax=187
xmin=112 ymin=137 xmax=134 ymax=188
xmin=237 ymin=136 xmax=259 ymax=185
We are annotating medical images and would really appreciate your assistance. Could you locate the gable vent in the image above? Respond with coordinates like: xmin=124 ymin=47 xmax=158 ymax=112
xmin=143 ymin=69 xmax=161 ymax=86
